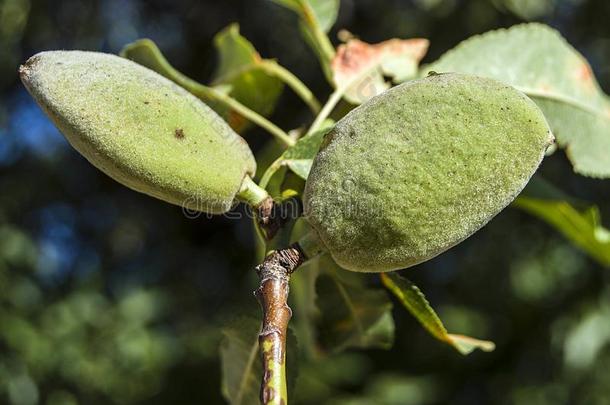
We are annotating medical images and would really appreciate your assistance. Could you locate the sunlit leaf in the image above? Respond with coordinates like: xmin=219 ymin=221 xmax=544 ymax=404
xmin=306 ymin=0 xmax=340 ymax=32
xmin=259 ymin=120 xmax=333 ymax=187
xmin=332 ymin=38 xmax=429 ymax=104
xmin=424 ymin=23 xmax=610 ymax=178
xmin=271 ymin=0 xmax=339 ymax=32
xmin=211 ymin=24 xmax=284 ymax=127
xmin=380 ymin=272 xmax=495 ymax=355
xmin=220 ymin=316 xmax=298 ymax=405
xmin=270 ymin=0 xmax=339 ymax=77
xmin=316 ymin=256 xmax=394 ymax=352
xmin=282 ymin=120 xmax=334 ymax=179
xmin=514 ymin=177 xmax=610 ymax=266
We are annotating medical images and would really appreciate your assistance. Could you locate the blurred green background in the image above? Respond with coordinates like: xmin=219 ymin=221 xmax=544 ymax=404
xmin=1 ymin=0 xmax=610 ymax=404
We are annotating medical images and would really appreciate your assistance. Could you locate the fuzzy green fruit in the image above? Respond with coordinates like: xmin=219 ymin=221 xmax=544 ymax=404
xmin=303 ymin=73 xmax=554 ymax=272
xmin=20 ymin=51 xmax=256 ymax=214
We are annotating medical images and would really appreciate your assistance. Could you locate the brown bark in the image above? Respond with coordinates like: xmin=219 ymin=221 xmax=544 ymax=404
xmin=254 ymin=244 xmax=306 ymax=405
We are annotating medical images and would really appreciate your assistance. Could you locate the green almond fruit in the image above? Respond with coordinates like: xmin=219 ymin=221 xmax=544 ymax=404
xmin=303 ymin=73 xmax=554 ymax=272
xmin=19 ymin=51 xmax=256 ymax=214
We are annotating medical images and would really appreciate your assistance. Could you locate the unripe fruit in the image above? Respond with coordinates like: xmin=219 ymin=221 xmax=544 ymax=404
xmin=20 ymin=51 xmax=256 ymax=214
xmin=303 ymin=73 xmax=554 ymax=272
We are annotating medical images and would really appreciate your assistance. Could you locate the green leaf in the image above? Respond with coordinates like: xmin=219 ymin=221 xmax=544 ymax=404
xmin=331 ymin=38 xmax=429 ymax=104
xmin=316 ymin=256 xmax=394 ymax=352
xmin=271 ymin=0 xmax=339 ymax=32
xmin=380 ymin=272 xmax=495 ymax=355
xmin=270 ymin=0 xmax=339 ymax=78
xmin=306 ymin=0 xmax=340 ymax=32
xmin=514 ymin=177 xmax=610 ymax=266
xmin=220 ymin=316 xmax=298 ymax=405
xmin=282 ymin=121 xmax=334 ymax=179
xmin=424 ymin=23 xmax=610 ymax=178
xmin=211 ymin=24 xmax=284 ymax=125
xmin=259 ymin=120 xmax=334 ymax=188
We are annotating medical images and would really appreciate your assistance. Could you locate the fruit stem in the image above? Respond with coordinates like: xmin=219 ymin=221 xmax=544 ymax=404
xmin=260 ymin=61 xmax=322 ymax=115
xmin=238 ymin=177 xmax=290 ymax=240
xmin=307 ymin=87 xmax=344 ymax=135
xmin=237 ymin=176 xmax=271 ymax=207
xmin=297 ymin=231 xmax=325 ymax=259
xmin=208 ymin=87 xmax=296 ymax=147
xmin=259 ymin=157 xmax=285 ymax=190
xmin=307 ymin=62 xmax=383 ymax=136
xmin=255 ymin=244 xmax=307 ymax=405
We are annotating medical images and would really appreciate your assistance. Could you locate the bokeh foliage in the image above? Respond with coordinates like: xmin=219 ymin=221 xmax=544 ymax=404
xmin=1 ymin=0 xmax=610 ymax=404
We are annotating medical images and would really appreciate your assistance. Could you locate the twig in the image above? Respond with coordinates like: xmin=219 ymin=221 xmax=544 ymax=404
xmin=306 ymin=61 xmax=386 ymax=136
xmin=307 ymin=87 xmax=344 ymax=135
xmin=254 ymin=244 xmax=307 ymax=405
xmin=259 ymin=157 xmax=285 ymax=190
xmin=260 ymin=61 xmax=322 ymax=114
xmin=207 ymin=87 xmax=295 ymax=147
xmin=297 ymin=0 xmax=335 ymax=82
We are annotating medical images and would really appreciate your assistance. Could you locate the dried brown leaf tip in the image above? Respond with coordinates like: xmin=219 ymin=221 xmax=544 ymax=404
xmin=331 ymin=38 xmax=429 ymax=103
xmin=333 ymin=38 xmax=429 ymax=77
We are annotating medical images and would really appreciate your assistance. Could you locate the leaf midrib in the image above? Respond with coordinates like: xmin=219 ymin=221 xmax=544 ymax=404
xmin=517 ymin=86 xmax=607 ymax=120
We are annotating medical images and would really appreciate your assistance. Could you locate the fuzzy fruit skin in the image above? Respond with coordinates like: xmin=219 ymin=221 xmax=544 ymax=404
xmin=303 ymin=73 xmax=554 ymax=272
xmin=20 ymin=51 xmax=256 ymax=214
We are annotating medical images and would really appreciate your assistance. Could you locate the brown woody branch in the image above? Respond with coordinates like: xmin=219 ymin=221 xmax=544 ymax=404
xmin=254 ymin=243 xmax=306 ymax=405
